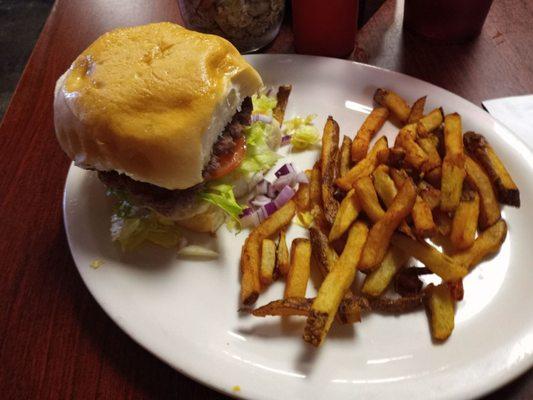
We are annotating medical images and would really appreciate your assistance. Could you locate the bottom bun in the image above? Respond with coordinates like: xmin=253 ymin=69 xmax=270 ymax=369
xmin=171 ymin=203 xmax=225 ymax=233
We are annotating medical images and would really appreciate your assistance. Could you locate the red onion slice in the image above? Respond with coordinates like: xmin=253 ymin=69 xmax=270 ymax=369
xmin=273 ymin=185 xmax=296 ymax=208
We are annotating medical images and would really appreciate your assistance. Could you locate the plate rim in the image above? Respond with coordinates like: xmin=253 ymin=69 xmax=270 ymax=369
xmin=62 ymin=53 xmax=533 ymax=400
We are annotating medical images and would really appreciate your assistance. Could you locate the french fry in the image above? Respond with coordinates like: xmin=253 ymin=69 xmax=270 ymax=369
xmin=273 ymin=85 xmax=292 ymax=126
xmin=387 ymin=147 xmax=406 ymax=169
xmin=276 ymin=230 xmax=290 ymax=277
xmin=251 ymin=296 xmax=369 ymax=320
xmin=310 ymin=227 xmax=362 ymax=324
xmin=408 ymin=96 xmax=426 ymax=124
xmin=447 ymin=280 xmax=464 ymax=302
xmin=321 ymin=117 xmax=340 ymax=225
xmin=359 ymin=178 xmax=417 ymax=270
xmin=463 ymin=131 xmax=520 ymax=207
xmin=417 ymin=135 xmax=442 ymax=173
xmin=412 ymin=195 xmax=437 ymax=238
xmin=362 ymin=246 xmax=409 ymax=297
xmin=417 ymin=108 xmax=444 ymax=136
xmin=418 ymin=181 xmax=441 ymax=210
xmin=390 ymin=168 xmax=437 ymax=238
xmin=328 ymin=189 xmax=361 ymax=242
xmin=351 ymin=107 xmax=389 ymax=162
xmin=252 ymin=297 xmax=312 ymax=317
xmin=395 ymin=124 xmax=428 ymax=169
xmin=425 ymin=167 xmax=442 ymax=187
xmin=464 ymin=155 xmax=501 ymax=229
xmin=373 ymin=165 xmax=397 ymax=207
xmin=453 ymin=219 xmax=507 ymax=269
xmin=434 ymin=210 xmax=453 ymax=237
xmin=441 ymin=113 xmax=466 ymax=212
xmin=391 ymin=233 xmax=468 ymax=281
xmin=294 ymin=172 xmax=310 ymax=212
xmin=304 ymin=222 xmax=369 ymax=346
xmin=309 ymin=163 xmax=327 ymax=230
xmin=450 ymin=190 xmax=480 ymax=250
xmin=241 ymin=200 xmax=297 ymax=304
xmin=285 ymin=239 xmax=312 ymax=298
xmin=425 ymin=283 xmax=455 ymax=341
xmin=373 ymin=88 xmax=411 ymax=123
xmin=260 ymin=239 xmax=277 ymax=285
xmin=337 ymin=136 xmax=388 ymax=190
xmin=369 ymin=294 xmax=425 ymax=313
xmin=354 ymin=176 xmax=385 ymax=222
xmin=338 ymin=135 xmax=352 ymax=177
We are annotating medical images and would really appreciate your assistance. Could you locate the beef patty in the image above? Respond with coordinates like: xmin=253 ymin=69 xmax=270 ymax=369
xmin=98 ymin=97 xmax=253 ymax=218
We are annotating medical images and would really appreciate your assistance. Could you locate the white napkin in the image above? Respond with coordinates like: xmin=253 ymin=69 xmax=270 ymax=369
xmin=482 ymin=95 xmax=533 ymax=148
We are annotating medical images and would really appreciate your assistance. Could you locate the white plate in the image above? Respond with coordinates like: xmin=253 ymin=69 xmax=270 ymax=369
xmin=63 ymin=54 xmax=533 ymax=400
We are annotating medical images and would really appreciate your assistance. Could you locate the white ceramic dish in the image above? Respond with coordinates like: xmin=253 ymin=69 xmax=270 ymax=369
xmin=63 ymin=54 xmax=533 ymax=400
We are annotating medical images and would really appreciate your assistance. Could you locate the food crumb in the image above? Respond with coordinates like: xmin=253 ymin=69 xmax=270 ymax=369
xmin=232 ymin=385 xmax=241 ymax=393
xmin=90 ymin=259 xmax=104 ymax=269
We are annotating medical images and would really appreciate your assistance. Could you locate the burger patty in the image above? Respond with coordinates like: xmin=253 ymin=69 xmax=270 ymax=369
xmin=98 ymin=97 xmax=253 ymax=217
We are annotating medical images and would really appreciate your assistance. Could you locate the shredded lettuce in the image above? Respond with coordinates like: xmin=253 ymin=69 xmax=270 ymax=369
xmin=177 ymin=245 xmax=219 ymax=258
xmin=238 ymin=121 xmax=281 ymax=174
xmin=199 ymin=184 xmax=243 ymax=222
xmin=107 ymin=189 xmax=182 ymax=251
xmin=284 ymin=114 xmax=319 ymax=150
xmin=252 ymin=93 xmax=277 ymax=116
xmin=110 ymin=213 xmax=182 ymax=251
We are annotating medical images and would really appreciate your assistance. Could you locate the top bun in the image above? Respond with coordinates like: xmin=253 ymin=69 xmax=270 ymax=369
xmin=54 ymin=22 xmax=262 ymax=190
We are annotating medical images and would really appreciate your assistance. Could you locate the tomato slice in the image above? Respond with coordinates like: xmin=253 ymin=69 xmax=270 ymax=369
xmin=206 ymin=136 xmax=246 ymax=180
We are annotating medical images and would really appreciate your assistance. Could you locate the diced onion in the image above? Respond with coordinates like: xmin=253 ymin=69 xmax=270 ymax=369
xmin=275 ymin=163 xmax=296 ymax=178
xmin=177 ymin=245 xmax=219 ymax=258
xmin=274 ymin=185 xmax=296 ymax=208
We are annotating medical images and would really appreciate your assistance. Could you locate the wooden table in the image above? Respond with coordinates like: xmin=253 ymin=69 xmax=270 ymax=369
xmin=1 ymin=0 xmax=532 ymax=398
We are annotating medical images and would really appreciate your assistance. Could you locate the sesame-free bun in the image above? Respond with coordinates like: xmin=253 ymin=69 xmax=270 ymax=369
xmin=54 ymin=22 xmax=262 ymax=190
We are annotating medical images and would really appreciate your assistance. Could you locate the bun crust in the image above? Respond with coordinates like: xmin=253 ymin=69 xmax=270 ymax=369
xmin=54 ymin=22 xmax=262 ymax=189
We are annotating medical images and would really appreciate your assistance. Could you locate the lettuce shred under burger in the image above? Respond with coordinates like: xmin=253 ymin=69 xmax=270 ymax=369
xmin=108 ymin=91 xmax=282 ymax=250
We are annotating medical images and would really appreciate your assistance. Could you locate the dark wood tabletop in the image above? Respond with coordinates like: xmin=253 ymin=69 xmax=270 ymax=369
xmin=1 ymin=0 xmax=532 ymax=398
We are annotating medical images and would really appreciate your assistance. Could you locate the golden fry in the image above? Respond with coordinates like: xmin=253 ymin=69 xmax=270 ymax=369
xmin=412 ymin=195 xmax=437 ymax=238
xmin=276 ymin=230 xmax=290 ymax=277
xmin=373 ymin=88 xmax=411 ymax=123
xmin=391 ymin=233 xmax=468 ymax=281
xmin=294 ymin=173 xmax=310 ymax=212
xmin=304 ymin=222 xmax=369 ymax=346
xmin=328 ymin=189 xmax=361 ymax=242
xmin=241 ymin=200 xmax=296 ymax=304
xmin=321 ymin=117 xmax=340 ymax=225
xmin=464 ymin=155 xmax=501 ymax=229
xmin=359 ymin=178 xmax=417 ymax=270
xmin=273 ymin=85 xmax=292 ymax=126
xmin=418 ymin=181 xmax=441 ymax=210
xmin=408 ymin=96 xmax=426 ymax=124
xmin=417 ymin=108 xmax=444 ymax=136
xmin=339 ymin=135 xmax=353 ymax=177
xmin=434 ymin=210 xmax=453 ymax=237
xmin=373 ymin=165 xmax=397 ymax=207
xmin=453 ymin=219 xmax=507 ymax=269
xmin=309 ymin=163 xmax=327 ymax=230
xmin=425 ymin=283 xmax=455 ymax=341
xmin=417 ymin=135 xmax=442 ymax=173
xmin=351 ymin=107 xmax=389 ymax=162
xmin=463 ymin=131 xmax=520 ymax=207
xmin=285 ymin=238 xmax=312 ymax=298
xmin=450 ymin=190 xmax=480 ymax=250
xmin=354 ymin=176 xmax=386 ymax=222
xmin=362 ymin=246 xmax=409 ymax=297
xmin=337 ymin=136 xmax=388 ymax=190
xmin=396 ymin=124 xmax=428 ymax=169
xmin=260 ymin=239 xmax=277 ymax=285
xmin=441 ymin=113 xmax=465 ymax=212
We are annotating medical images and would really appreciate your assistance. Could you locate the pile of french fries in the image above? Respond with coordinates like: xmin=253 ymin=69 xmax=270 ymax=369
xmin=240 ymin=88 xmax=520 ymax=346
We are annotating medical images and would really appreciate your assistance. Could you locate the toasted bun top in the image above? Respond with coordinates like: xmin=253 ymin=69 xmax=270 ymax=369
xmin=54 ymin=22 xmax=262 ymax=189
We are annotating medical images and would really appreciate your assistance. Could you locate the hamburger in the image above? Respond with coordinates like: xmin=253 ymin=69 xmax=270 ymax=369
xmin=54 ymin=23 xmax=283 ymax=247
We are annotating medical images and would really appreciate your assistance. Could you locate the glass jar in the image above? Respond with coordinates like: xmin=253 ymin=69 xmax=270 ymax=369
xmin=178 ymin=0 xmax=285 ymax=53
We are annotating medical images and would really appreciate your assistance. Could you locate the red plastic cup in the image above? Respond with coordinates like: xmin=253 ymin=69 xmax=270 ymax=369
xmin=404 ymin=0 xmax=494 ymax=44
xmin=291 ymin=0 xmax=359 ymax=58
